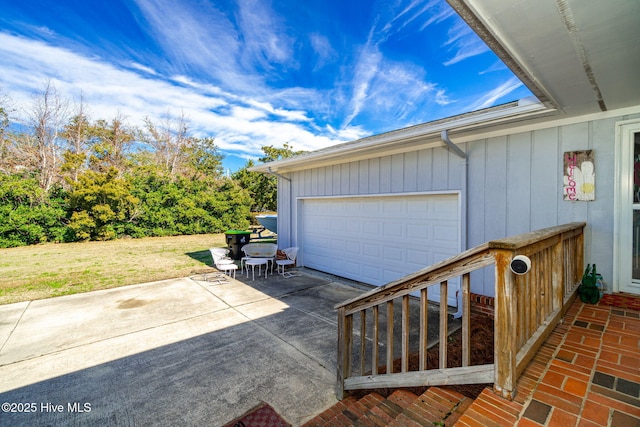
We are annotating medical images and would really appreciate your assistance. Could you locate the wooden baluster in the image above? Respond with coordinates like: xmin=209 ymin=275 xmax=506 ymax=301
xmin=419 ymin=288 xmax=428 ymax=370
xmin=360 ymin=309 xmax=367 ymax=376
xmin=439 ymin=281 xmax=448 ymax=369
xmin=387 ymin=300 xmax=394 ymax=374
xmin=553 ymin=239 xmax=563 ymax=311
xmin=401 ymin=295 xmax=410 ymax=373
xmin=461 ymin=273 xmax=471 ymax=367
xmin=372 ymin=305 xmax=379 ymax=375
xmin=525 ymin=266 xmax=533 ymax=344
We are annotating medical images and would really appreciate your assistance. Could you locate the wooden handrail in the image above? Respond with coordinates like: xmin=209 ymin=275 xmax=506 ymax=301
xmin=336 ymin=222 xmax=586 ymax=400
xmin=335 ymin=243 xmax=494 ymax=315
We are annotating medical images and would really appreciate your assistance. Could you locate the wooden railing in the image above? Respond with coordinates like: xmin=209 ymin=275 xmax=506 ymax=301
xmin=335 ymin=222 xmax=585 ymax=400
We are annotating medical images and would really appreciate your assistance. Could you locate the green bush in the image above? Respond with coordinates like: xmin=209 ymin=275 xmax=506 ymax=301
xmin=0 ymin=174 xmax=69 ymax=247
xmin=0 ymin=168 xmax=255 ymax=246
xmin=129 ymin=171 xmax=251 ymax=236
xmin=67 ymin=168 xmax=139 ymax=241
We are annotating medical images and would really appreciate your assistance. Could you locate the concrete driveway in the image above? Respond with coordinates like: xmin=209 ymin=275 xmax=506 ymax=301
xmin=0 ymin=270 xmax=370 ymax=426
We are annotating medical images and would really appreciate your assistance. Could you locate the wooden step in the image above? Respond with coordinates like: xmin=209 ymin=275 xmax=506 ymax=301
xmin=303 ymin=387 xmax=472 ymax=426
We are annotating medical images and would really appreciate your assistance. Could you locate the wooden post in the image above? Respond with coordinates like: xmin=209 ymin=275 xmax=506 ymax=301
xmin=336 ymin=307 xmax=351 ymax=399
xmin=493 ymin=249 xmax=517 ymax=400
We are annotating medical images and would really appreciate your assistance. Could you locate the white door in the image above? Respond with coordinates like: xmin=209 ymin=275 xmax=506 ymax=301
xmin=615 ymin=121 xmax=640 ymax=295
xmin=300 ymin=193 xmax=461 ymax=306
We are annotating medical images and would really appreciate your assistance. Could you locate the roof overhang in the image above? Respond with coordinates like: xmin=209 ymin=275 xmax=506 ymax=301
xmin=447 ymin=0 xmax=640 ymax=116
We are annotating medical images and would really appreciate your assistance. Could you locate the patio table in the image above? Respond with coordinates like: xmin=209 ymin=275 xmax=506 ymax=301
xmin=245 ymin=258 xmax=269 ymax=280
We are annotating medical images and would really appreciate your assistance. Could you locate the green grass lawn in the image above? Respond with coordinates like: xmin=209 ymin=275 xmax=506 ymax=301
xmin=0 ymin=234 xmax=226 ymax=305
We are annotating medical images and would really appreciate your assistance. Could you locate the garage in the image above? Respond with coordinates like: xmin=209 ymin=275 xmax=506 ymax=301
xmin=300 ymin=193 xmax=461 ymax=305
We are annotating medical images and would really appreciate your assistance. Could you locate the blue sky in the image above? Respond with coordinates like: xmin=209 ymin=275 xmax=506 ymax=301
xmin=0 ymin=0 xmax=532 ymax=172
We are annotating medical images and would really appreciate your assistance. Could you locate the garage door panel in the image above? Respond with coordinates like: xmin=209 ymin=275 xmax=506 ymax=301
xmin=434 ymin=224 xmax=458 ymax=240
xmin=330 ymin=201 xmax=344 ymax=214
xmin=329 ymin=221 xmax=344 ymax=233
xmin=346 ymin=201 xmax=361 ymax=214
xmin=305 ymin=234 xmax=332 ymax=248
xmin=383 ymin=199 xmax=403 ymax=214
xmin=406 ymin=199 xmax=430 ymax=215
xmin=363 ymin=243 xmax=381 ymax=257
xmin=382 ymin=246 xmax=404 ymax=262
xmin=302 ymin=195 xmax=460 ymax=306
xmin=330 ymin=239 xmax=345 ymax=252
xmin=362 ymin=266 xmax=382 ymax=282
xmin=383 ymin=267 xmax=408 ymax=283
xmin=405 ymin=223 xmax=429 ymax=240
xmin=363 ymin=221 xmax=381 ymax=234
xmin=345 ymin=240 xmax=361 ymax=255
xmin=382 ymin=222 xmax=404 ymax=237
xmin=362 ymin=200 xmax=381 ymax=216
xmin=344 ymin=219 xmax=362 ymax=235
xmin=343 ymin=260 xmax=361 ymax=274
xmin=407 ymin=249 xmax=430 ymax=266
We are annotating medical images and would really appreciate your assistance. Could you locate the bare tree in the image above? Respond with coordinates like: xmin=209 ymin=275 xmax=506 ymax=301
xmin=89 ymin=113 xmax=135 ymax=174
xmin=0 ymin=87 xmax=13 ymax=173
xmin=141 ymin=111 xmax=193 ymax=178
xmin=61 ymin=96 xmax=91 ymax=184
xmin=25 ymin=81 xmax=69 ymax=191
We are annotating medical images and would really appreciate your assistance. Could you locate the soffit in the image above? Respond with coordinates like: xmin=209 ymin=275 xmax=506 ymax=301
xmin=449 ymin=0 xmax=640 ymax=115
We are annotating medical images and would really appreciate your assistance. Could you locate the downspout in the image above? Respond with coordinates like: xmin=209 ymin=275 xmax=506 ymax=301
xmin=267 ymin=167 xmax=291 ymax=182
xmin=441 ymin=130 xmax=468 ymax=319
xmin=441 ymin=130 xmax=467 ymax=159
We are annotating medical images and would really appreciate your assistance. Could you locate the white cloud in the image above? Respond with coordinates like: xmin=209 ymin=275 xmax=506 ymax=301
xmin=341 ymin=26 xmax=384 ymax=128
xmin=0 ymin=32 xmax=347 ymax=161
xmin=465 ymin=77 xmax=523 ymax=111
xmin=443 ymin=19 xmax=489 ymax=66
xmin=236 ymin=0 xmax=294 ymax=68
xmin=479 ymin=60 xmax=507 ymax=75
xmin=309 ymin=33 xmax=336 ymax=70
xmin=0 ymin=0 xmax=530 ymax=170
xmin=127 ymin=62 xmax=158 ymax=75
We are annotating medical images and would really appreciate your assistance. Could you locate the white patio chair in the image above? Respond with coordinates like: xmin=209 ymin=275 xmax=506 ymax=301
xmin=275 ymin=247 xmax=299 ymax=277
xmin=209 ymin=247 xmax=238 ymax=279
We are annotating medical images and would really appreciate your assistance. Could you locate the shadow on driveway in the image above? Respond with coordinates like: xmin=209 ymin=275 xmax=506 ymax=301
xmin=0 ymin=268 xmax=460 ymax=426
xmin=0 ymin=272 xmax=364 ymax=426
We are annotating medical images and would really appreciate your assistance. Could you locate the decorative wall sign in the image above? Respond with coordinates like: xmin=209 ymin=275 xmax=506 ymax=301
xmin=563 ymin=150 xmax=595 ymax=201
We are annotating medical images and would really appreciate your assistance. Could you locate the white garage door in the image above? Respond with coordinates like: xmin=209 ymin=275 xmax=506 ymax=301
xmin=300 ymin=194 xmax=460 ymax=305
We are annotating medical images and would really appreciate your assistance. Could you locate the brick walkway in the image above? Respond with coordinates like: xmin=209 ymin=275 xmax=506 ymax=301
xmin=457 ymin=299 xmax=640 ymax=426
